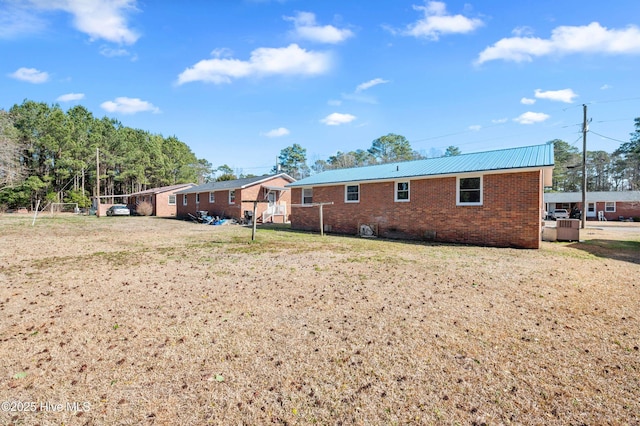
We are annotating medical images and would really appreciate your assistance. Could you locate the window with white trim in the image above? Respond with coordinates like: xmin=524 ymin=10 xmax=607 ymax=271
xmin=168 ymin=195 xmax=176 ymax=205
xmin=457 ymin=176 xmax=482 ymax=205
xmin=302 ymin=188 xmax=313 ymax=204
xmin=209 ymin=192 xmax=215 ymax=203
xmin=605 ymin=202 xmax=616 ymax=212
xmin=345 ymin=184 xmax=359 ymax=203
xmin=395 ymin=181 xmax=410 ymax=202
xmin=229 ymin=190 xmax=236 ymax=204
xmin=182 ymin=194 xmax=187 ymax=206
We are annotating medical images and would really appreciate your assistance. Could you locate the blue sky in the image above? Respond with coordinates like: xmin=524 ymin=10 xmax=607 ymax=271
xmin=2 ymin=0 xmax=640 ymax=175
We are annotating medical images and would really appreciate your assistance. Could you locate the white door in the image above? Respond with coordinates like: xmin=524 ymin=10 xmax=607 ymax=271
xmin=587 ymin=202 xmax=596 ymax=218
xmin=267 ymin=192 xmax=276 ymax=208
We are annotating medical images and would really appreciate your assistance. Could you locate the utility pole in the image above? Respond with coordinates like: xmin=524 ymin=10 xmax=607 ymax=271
xmin=96 ymin=147 xmax=100 ymax=216
xmin=581 ymin=104 xmax=587 ymax=230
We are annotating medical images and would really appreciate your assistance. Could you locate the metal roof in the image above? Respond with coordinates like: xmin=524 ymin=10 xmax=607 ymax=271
xmin=128 ymin=183 xmax=195 ymax=196
xmin=545 ymin=191 xmax=640 ymax=203
xmin=288 ymin=142 xmax=554 ymax=187
xmin=176 ymin=173 xmax=295 ymax=195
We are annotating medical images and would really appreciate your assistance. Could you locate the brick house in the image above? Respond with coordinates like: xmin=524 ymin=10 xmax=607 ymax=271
xmin=545 ymin=191 xmax=640 ymax=221
xmin=175 ymin=174 xmax=295 ymax=222
xmin=127 ymin=183 xmax=195 ymax=217
xmin=287 ymin=143 xmax=554 ymax=249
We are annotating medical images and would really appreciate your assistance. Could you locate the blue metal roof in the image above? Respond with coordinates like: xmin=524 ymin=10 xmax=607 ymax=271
xmin=288 ymin=142 xmax=554 ymax=187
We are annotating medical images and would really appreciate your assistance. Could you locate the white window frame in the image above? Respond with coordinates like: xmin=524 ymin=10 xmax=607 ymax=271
xmin=168 ymin=195 xmax=176 ymax=206
xmin=229 ymin=190 xmax=236 ymax=204
xmin=209 ymin=192 xmax=215 ymax=203
xmin=605 ymin=201 xmax=616 ymax=212
xmin=456 ymin=175 xmax=483 ymax=206
xmin=182 ymin=194 xmax=187 ymax=206
xmin=395 ymin=181 xmax=410 ymax=202
xmin=345 ymin=184 xmax=360 ymax=203
xmin=302 ymin=188 xmax=313 ymax=205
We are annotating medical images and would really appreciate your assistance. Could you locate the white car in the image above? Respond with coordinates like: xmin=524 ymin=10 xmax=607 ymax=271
xmin=551 ymin=209 xmax=569 ymax=220
xmin=106 ymin=205 xmax=130 ymax=216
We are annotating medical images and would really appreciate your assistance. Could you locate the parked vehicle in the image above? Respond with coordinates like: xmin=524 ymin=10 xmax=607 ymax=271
xmin=106 ymin=205 xmax=130 ymax=216
xmin=551 ymin=209 xmax=569 ymax=220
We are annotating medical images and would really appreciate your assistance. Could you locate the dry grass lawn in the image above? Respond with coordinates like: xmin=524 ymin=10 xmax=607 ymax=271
xmin=0 ymin=214 xmax=639 ymax=425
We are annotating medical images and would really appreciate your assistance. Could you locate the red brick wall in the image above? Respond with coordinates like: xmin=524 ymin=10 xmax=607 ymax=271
xmin=155 ymin=192 xmax=179 ymax=217
xmin=176 ymin=177 xmax=294 ymax=221
xmin=592 ymin=201 xmax=640 ymax=221
xmin=291 ymin=171 xmax=543 ymax=249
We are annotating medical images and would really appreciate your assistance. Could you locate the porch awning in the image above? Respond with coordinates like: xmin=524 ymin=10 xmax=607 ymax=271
xmin=263 ymin=185 xmax=289 ymax=191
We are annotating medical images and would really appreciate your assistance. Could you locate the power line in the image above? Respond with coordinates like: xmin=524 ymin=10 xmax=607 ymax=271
xmin=589 ymin=130 xmax=628 ymax=144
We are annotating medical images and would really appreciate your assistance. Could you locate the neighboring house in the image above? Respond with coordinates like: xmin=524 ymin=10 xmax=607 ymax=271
xmin=175 ymin=174 xmax=295 ymax=222
xmin=545 ymin=191 xmax=640 ymax=221
xmin=287 ymin=143 xmax=554 ymax=249
xmin=127 ymin=183 xmax=196 ymax=217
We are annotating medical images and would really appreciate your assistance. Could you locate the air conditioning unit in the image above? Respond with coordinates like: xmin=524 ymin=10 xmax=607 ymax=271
xmin=556 ymin=219 xmax=580 ymax=241
xmin=358 ymin=223 xmax=378 ymax=237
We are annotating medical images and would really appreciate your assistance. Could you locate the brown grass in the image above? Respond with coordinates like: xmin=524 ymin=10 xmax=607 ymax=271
xmin=0 ymin=215 xmax=639 ymax=425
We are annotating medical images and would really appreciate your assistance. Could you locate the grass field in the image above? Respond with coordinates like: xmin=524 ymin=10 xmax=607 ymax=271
xmin=0 ymin=215 xmax=639 ymax=425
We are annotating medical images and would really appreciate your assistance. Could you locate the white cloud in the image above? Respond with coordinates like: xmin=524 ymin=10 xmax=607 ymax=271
xmin=512 ymin=26 xmax=534 ymax=37
xmin=521 ymin=97 xmax=536 ymax=105
xmin=99 ymin=46 xmax=131 ymax=57
xmin=9 ymin=67 xmax=49 ymax=83
xmin=262 ymin=127 xmax=290 ymax=138
xmin=355 ymin=78 xmax=389 ymax=92
xmin=29 ymin=0 xmax=140 ymax=44
xmin=100 ymin=97 xmax=160 ymax=114
xmin=57 ymin=93 xmax=85 ymax=102
xmin=468 ymin=125 xmax=482 ymax=131
xmin=534 ymin=88 xmax=578 ymax=103
xmin=600 ymin=84 xmax=612 ymax=90
xmin=177 ymin=44 xmax=331 ymax=85
xmin=513 ymin=111 xmax=550 ymax=125
xmin=284 ymin=11 xmax=353 ymax=44
xmin=491 ymin=118 xmax=508 ymax=124
xmin=403 ymin=1 xmax=484 ymax=40
xmin=0 ymin=3 xmax=47 ymax=39
xmin=321 ymin=112 xmax=356 ymax=126
xmin=476 ymin=22 xmax=640 ymax=64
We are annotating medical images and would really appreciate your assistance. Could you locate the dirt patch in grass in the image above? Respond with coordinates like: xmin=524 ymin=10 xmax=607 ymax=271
xmin=0 ymin=215 xmax=639 ymax=425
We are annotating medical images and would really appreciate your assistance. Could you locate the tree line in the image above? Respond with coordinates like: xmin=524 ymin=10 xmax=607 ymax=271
xmin=2 ymin=99 xmax=639 ymax=210
xmin=0 ymin=100 xmax=212 ymax=210
xmin=551 ymin=118 xmax=640 ymax=192
xmin=275 ymin=123 xmax=640 ymax=194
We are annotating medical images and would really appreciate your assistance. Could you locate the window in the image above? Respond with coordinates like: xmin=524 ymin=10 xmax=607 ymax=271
xmin=183 ymin=194 xmax=187 ymax=206
xmin=457 ymin=176 xmax=482 ymax=205
xmin=168 ymin=195 xmax=176 ymax=205
xmin=196 ymin=193 xmax=200 ymax=204
xmin=587 ymin=202 xmax=595 ymax=213
xmin=395 ymin=181 xmax=410 ymax=202
xmin=605 ymin=202 xmax=616 ymax=212
xmin=302 ymin=188 xmax=313 ymax=204
xmin=345 ymin=184 xmax=359 ymax=203
xmin=209 ymin=192 xmax=215 ymax=203
xmin=229 ymin=190 xmax=236 ymax=204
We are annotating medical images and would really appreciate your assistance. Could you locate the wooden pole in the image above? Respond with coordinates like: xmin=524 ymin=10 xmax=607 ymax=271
xmin=251 ymin=200 xmax=258 ymax=241
xmin=31 ymin=200 xmax=40 ymax=226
